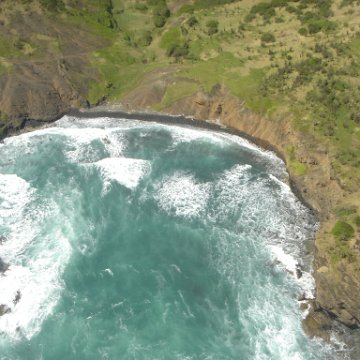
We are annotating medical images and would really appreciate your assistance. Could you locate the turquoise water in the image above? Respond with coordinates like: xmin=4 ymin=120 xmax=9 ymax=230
xmin=0 ymin=116 xmax=341 ymax=359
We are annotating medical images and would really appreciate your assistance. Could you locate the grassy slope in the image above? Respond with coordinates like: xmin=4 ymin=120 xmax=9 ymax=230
xmin=1 ymin=0 xmax=360 ymax=264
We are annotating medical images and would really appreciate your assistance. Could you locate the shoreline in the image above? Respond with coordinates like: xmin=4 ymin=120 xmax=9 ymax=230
xmin=1 ymin=103 xmax=359 ymax=357
xmin=69 ymin=107 xmax=318 ymax=217
xmin=6 ymin=105 xmax=317 ymax=218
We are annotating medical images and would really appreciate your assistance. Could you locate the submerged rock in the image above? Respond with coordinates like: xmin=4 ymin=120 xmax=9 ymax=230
xmin=0 ymin=258 xmax=9 ymax=274
xmin=0 ymin=235 xmax=6 ymax=245
xmin=13 ymin=291 xmax=21 ymax=305
xmin=0 ymin=304 xmax=11 ymax=317
xmin=295 ymin=264 xmax=303 ymax=279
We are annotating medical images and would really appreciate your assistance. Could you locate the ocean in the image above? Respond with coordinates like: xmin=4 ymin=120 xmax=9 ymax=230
xmin=0 ymin=115 xmax=344 ymax=359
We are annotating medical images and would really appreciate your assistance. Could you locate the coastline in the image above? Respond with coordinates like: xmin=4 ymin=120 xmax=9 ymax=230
xmin=68 ymin=107 xmax=317 ymax=216
xmin=2 ymin=99 xmax=360 ymax=357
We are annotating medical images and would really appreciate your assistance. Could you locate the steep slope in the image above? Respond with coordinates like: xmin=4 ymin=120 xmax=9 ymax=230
xmin=0 ymin=0 xmax=113 ymax=131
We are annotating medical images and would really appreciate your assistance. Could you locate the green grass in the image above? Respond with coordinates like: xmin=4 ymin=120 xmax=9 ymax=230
xmin=335 ymin=206 xmax=358 ymax=218
xmin=0 ymin=63 xmax=8 ymax=77
xmin=286 ymin=145 xmax=308 ymax=176
xmin=0 ymin=38 xmax=22 ymax=59
xmin=88 ymin=39 xmax=163 ymax=104
xmin=332 ymin=220 xmax=355 ymax=241
xmin=158 ymin=81 xmax=200 ymax=109
xmin=354 ymin=215 xmax=360 ymax=227
xmin=330 ymin=239 xmax=355 ymax=264
xmin=160 ymin=27 xmax=182 ymax=50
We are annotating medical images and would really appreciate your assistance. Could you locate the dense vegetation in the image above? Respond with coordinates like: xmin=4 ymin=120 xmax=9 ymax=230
xmin=1 ymin=0 xmax=360 ymax=265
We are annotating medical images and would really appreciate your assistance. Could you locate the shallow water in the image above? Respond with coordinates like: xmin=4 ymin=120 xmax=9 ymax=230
xmin=0 ymin=116 xmax=343 ymax=359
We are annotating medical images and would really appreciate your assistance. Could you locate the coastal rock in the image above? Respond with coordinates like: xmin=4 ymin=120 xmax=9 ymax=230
xmin=315 ymin=261 xmax=360 ymax=329
xmin=295 ymin=264 xmax=303 ymax=279
xmin=0 ymin=304 xmax=11 ymax=316
xmin=317 ymin=266 xmax=329 ymax=273
xmin=0 ymin=257 xmax=9 ymax=274
xmin=13 ymin=291 xmax=21 ymax=306
xmin=302 ymin=301 xmax=333 ymax=342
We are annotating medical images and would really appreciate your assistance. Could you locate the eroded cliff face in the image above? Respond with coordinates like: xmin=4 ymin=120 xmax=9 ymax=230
xmin=0 ymin=9 xmax=106 ymax=134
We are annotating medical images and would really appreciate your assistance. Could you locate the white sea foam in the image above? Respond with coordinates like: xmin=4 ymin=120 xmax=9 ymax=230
xmin=269 ymin=245 xmax=298 ymax=274
xmin=92 ymin=157 xmax=151 ymax=191
xmin=0 ymin=174 xmax=72 ymax=340
xmin=56 ymin=115 xmax=152 ymax=130
xmin=155 ymin=173 xmax=211 ymax=218
xmin=215 ymin=132 xmax=288 ymax=179
xmin=0 ymin=233 xmax=71 ymax=340
xmin=0 ymin=174 xmax=33 ymax=227
xmin=211 ymin=163 xmax=317 ymax=307
xmin=168 ymin=125 xmax=223 ymax=146
xmin=209 ymin=164 xmax=253 ymax=223
xmin=53 ymin=127 xmax=125 ymax=162
xmin=103 ymin=268 xmax=114 ymax=277
xmin=3 ymin=126 xmax=102 ymax=147
xmin=3 ymin=124 xmax=126 ymax=164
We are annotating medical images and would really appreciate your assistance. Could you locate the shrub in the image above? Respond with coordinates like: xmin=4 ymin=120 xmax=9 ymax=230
xmin=261 ymin=32 xmax=276 ymax=43
xmin=206 ymin=20 xmax=219 ymax=35
xmin=351 ymin=112 xmax=360 ymax=124
xmin=332 ymin=221 xmax=355 ymax=241
xmin=286 ymin=5 xmax=297 ymax=14
xmin=154 ymin=4 xmax=170 ymax=18
xmin=40 ymin=0 xmax=64 ymax=12
xmin=177 ymin=4 xmax=195 ymax=14
xmin=307 ymin=19 xmax=336 ymax=34
xmin=298 ymin=27 xmax=308 ymax=36
xmin=167 ymin=43 xmax=189 ymax=59
xmin=138 ymin=31 xmax=153 ymax=46
xmin=135 ymin=3 xmax=148 ymax=12
xmin=354 ymin=216 xmax=360 ymax=227
xmin=245 ymin=13 xmax=256 ymax=22
xmin=187 ymin=16 xmax=198 ymax=27
xmin=150 ymin=0 xmax=170 ymax=27
xmin=154 ymin=15 xmax=166 ymax=27
xmin=335 ymin=206 xmax=357 ymax=217
xmin=160 ymin=27 xmax=182 ymax=50
xmin=308 ymin=21 xmax=322 ymax=34
xmin=250 ymin=3 xmax=275 ymax=20
xmin=191 ymin=0 xmax=237 ymax=10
